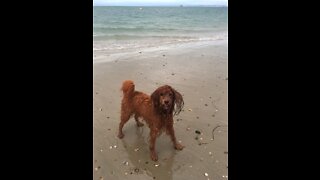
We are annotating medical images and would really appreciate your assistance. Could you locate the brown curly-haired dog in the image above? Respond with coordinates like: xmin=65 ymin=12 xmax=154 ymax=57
xmin=118 ymin=80 xmax=185 ymax=161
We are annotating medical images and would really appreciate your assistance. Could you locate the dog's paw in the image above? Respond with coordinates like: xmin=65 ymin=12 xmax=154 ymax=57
xmin=150 ymin=152 xmax=158 ymax=161
xmin=118 ymin=133 xmax=124 ymax=139
xmin=174 ymin=143 xmax=185 ymax=150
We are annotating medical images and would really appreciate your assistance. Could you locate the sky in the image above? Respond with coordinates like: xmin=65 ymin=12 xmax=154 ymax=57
xmin=93 ymin=0 xmax=228 ymax=6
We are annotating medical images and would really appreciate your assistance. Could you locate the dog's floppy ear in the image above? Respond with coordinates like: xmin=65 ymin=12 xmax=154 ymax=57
xmin=151 ymin=88 xmax=160 ymax=109
xmin=172 ymin=88 xmax=184 ymax=115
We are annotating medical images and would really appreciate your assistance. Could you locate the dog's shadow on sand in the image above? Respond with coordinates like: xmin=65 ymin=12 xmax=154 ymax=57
xmin=121 ymin=125 xmax=175 ymax=180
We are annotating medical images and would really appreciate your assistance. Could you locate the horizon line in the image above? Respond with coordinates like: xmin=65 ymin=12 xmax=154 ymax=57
xmin=93 ymin=5 xmax=228 ymax=7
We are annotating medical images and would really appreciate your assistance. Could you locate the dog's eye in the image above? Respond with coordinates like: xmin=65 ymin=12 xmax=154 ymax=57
xmin=160 ymin=93 xmax=163 ymax=96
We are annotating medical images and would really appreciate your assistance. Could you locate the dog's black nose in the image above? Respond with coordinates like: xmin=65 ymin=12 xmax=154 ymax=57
xmin=164 ymin=100 xmax=169 ymax=104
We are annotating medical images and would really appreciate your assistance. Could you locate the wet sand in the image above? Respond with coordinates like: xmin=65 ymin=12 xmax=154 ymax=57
xmin=94 ymin=40 xmax=228 ymax=180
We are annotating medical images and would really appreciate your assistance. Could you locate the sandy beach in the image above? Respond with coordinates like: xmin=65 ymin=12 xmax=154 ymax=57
xmin=94 ymin=39 xmax=228 ymax=180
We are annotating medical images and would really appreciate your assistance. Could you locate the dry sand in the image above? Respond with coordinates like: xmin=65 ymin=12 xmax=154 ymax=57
xmin=94 ymin=40 xmax=228 ymax=180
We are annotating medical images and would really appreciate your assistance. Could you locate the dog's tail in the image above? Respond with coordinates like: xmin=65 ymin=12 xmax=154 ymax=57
xmin=121 ymin=80 xmax=135 ymax=98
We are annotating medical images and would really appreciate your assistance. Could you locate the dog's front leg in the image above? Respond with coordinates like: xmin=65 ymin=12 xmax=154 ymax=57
xmin=149 ymin=129 xmax=158 ymax=161
xmin=168 ymin=125 xmax=185 ymax=150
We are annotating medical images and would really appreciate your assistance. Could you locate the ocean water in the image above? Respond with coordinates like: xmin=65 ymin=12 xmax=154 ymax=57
xmin=93 ymin=6 xmax=228 ymax=53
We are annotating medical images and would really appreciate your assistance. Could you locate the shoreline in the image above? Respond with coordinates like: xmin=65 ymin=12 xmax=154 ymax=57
xmin=94 ymin=39 xmax=227 ymax=63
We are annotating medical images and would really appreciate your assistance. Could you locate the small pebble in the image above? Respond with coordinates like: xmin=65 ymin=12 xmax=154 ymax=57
xmin=186 ymin=127 xmax=191 ymax=131
xmin=209 ymin=152 xmax=212 ymax=156
xmin=154 ymin=164 xmax=160 ymax=167
xmin=100 ymin=149 xmax=103 ymax=152
xmin=124 ymin=172 xmax=128 ymax=175
xmin=134 ymin=148 xmax=139 ymax=152
xmin=195 ymin=130 xmax=201 ymax=134
xmin=188 ymin=108 xmax=192 ymax=111
xmin=204 ymin=173 xmax=209 ymax=177
xmin=99 ymin=108 xmax=102 ymax=111
xmin=113 ymin=145 xmax=117 ymax=148
xmin=109 ymin=146 xmax=113 ymax=149
xmin=134 ymin=168 xmax=139 ymax=173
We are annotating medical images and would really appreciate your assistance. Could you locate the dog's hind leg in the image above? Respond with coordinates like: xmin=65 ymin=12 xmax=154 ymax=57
xmin=118 ymin=109 xmax=132 ymax=139
xmin=134 ymin=114 xmax=144 ymax=127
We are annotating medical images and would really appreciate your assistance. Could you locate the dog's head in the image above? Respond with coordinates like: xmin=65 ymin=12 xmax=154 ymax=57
xmin=151 ymin=85 xmax=184 ymax=115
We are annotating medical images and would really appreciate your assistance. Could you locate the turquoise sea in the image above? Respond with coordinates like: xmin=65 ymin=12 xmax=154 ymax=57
xmin=94 ymin=6 xmax=228 ymax=52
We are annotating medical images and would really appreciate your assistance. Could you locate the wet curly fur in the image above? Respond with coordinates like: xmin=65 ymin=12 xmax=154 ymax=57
xmin=118 ymin=80 xmax=185 ymax=161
